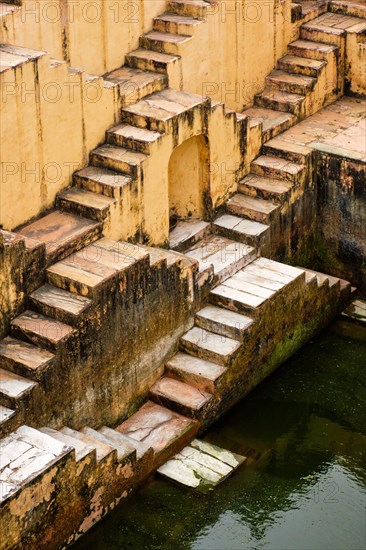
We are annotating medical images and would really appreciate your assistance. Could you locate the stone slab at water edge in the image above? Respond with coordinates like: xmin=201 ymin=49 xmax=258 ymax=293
xmin=157 ymin=439 xmax=246 ymax=492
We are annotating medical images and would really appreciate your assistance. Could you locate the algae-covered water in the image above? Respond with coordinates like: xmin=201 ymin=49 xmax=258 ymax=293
xmin=76 ymin=321 xmax=366 ymax=550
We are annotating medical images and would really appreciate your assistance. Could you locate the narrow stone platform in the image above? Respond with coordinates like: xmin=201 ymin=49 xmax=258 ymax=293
xmin=157 ymin=438 xmax=246 ymax=492
xmin=341 ymin=299 xmax=366 ymax=326
xmin=274 ymin=96 xmax=365 ymax=161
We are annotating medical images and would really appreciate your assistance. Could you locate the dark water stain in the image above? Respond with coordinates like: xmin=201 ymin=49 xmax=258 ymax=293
xmin=75 ymin=321 xmax=366 ymax=550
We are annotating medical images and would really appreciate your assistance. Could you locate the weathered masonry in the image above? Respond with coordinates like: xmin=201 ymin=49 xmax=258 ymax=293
xmin=0 ymin=0 xmax=365 ymax=547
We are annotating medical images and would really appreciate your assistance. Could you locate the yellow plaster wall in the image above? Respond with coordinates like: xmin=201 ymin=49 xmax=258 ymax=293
xmin=0 ymin=54 xmax=118 ymax=230
xmin=346 ymin=30 xmax=366 ymax=95
xmin=0 ymin=0 xmax=167 ymax=75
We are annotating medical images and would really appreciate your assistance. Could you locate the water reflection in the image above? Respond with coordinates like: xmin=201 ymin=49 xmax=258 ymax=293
xmin=75 ymin=322 xmax=366 ymax=550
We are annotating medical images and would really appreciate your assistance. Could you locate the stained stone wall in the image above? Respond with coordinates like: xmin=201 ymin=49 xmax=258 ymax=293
xmin=316 ymin=153 xmax=366 ymax=293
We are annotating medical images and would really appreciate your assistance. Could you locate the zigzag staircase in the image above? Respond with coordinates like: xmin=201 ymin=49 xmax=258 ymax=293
xmin=0 ymin=2 xmax=363 ymax=542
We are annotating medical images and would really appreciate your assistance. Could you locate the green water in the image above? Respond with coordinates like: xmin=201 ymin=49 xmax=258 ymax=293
xmin=76 ymin=322 xmax=366 ymax=550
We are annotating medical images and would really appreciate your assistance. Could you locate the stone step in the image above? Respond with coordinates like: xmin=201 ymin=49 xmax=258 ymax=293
xmin=210 ymin=258 xmax=306 ymax=315
xmin=329 ymin=0 xmax=366 ymax=18
xmin=0 ymin=405 xmax=16 ymax=437
xmin=0 ymin=368 xmax=37 ymax=410
xmin=47 ymin=239 xmax=149 ymax=298
xmin=121 ymin=88 xmax=208 ymax=132
xmin=224 ymin=264 xmax=287 ymax=292
xmin=170 ymin=219 xmax=211 ymax=252
xmin=90 ymin=144 xmax=148 ymax=178
xmin=195 ymin=304 xmax=253 ymax=341
xmin=263 ymin=137 xmax=313 ymax=164
xmin=166 ymin=352 xmax=226 ymax=393
xmin=167 ymin=0 xmax=210 ymax=18
xmin=266 ymin=70 xmax=317 ymax=95
xmin=238 ymin=174 xmax=294 ymax=204
xmin=106 ymin=124 xmax=163 ymax=154
xmin=104 ymin=66 xmax=167 ymax=106
xmin=61 ymin=427 xmax=116 ymax=464
xmin=243 ymin=107 xmax=296 ymax=141
xmin=150 ymin=376 xmax=213 ymax=420
xmin=99 ymin=426 xmax=153 ymax=463
xmin=180 ymin=326 xmax=241 ymax=366
xmin=126 ymin=48 xmax=180 ymax=74
xmin=11 ymin=311 xmax=75 ymax=353
xmin=0 ymin=43 xmax=45 ymax=74
xmin=243 ymin=257 xmax=306 ymax=288
xmin=288 ymin=39 xmax=339 ymax=62
xmin=0 ymin=425 xmax=71 ymax=503
xmin=153 ymin=13 xmax=203 ymax=35
xmin=40 ymin=427 xmax=96 ymax=465
xmin=302 ymin=267 xmax=341 ymax=289
xmin=157 ymin=439 xmax=246 ymax=492
xmin=183 ymin=234 xmax=257 ymax=284
xmin=0 ymin=337 xmax=55 ymax=381
xmin=212 ymin=214 xmax=270 ymax=250
xmin=116 ymin=400 xmax=199 ymax=467
xmin=297 ymin=0 xmax=329 ymax=22
xmin=29 ymin=284 xmax=93 ymax=326
xmin=16 ymin=211 xmax=101 ymax=266
xmin=341 ymin=299 xmax=366 ymax=326
xmin=81 ymin=427 xmax=136 ymax=464
xmin=210 ymin=277 xmax=273 ymax=316
xmin=226 ymin=193 xmax=279 ymax=224
xmin=314 ymin=11 xmax=366 ymax=33
xmin=140 ymin=30 xmax=193 ymax=55
xmin=73 ymin=166 xmax=132 ymax=199
xmin=139 ymin=244 xmax=188 ymax=271
xmin=300 ymin=20 xmax=346 ymax=46
xmin=277 ymin=54 xmax=327 ymax=78
xmin=255 ymin=87 xmax=305 ymax=116
xmin=251 ymin=155 xmax=306 ymax=183
xmin=56 ymin=188 xmax=116 ymax=222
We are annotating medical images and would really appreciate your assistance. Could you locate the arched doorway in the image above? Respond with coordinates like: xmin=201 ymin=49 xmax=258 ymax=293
xmin=168 ymin=135 xmax=209 ymax=228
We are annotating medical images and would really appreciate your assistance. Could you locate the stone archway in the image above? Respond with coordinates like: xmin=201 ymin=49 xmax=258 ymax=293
xmin=168 ymin=134 xmax=209 ymax=226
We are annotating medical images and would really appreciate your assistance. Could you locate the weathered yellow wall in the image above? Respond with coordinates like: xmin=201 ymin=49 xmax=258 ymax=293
xmin=0 ymin=52 xmax=118 ymax=230
xmin=346 ymin=29 xmax=366 ymax=95
xmin=0 ymin=0 xmax=166 ymax=75
xmin=168 ymin=135 xmax=208 ymax=219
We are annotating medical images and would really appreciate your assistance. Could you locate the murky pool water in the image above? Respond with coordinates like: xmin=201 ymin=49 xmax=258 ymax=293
xmin=75 ymin=321 xmax=366 ymax=550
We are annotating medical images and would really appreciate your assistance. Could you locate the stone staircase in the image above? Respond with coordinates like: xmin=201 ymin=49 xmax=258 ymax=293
xmin=125 ymin=0 xmax=211 ymax=89
xmin=0 ymin=255 xmax=353 ymax=546
xmin=142 ymin=258 xmax=352 ymax=425
xmin=48 ymin=87 xmax=212 ymax=243
xmin=0 ymin=234 xmax=198 ymax=438
xmin=242 ymin=6 xmax=366 ymax=145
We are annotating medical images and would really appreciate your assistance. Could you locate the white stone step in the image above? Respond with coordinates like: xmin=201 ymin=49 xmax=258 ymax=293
xmin=82 ymin=427 xmax=135 ymax=463
xmin=180 ymin=326 xmax=241 ymax=366
xmin=61 ymin=427 xmax=116 ymax=463
xmin=170 ymin=219 xmax=211 ymax=252
xmin=166 ymin=352 xmax=226 ymax=393
xmin=195 ymin=304 xmax=253 ymax=340
xmin=212 ymin=214 xmax=270 ymax=249
xmin=184 ymin=234 xmax=257 ymax=284
xmin=157 ymin=439 xmax=246 ymax=492
xmin=0 ymin=368 xmax=37 ymax=409
xmin=40 ymin=427 xmax=96 ymax=463
xmin=98 ymin=426 xmax=152 ymax=461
